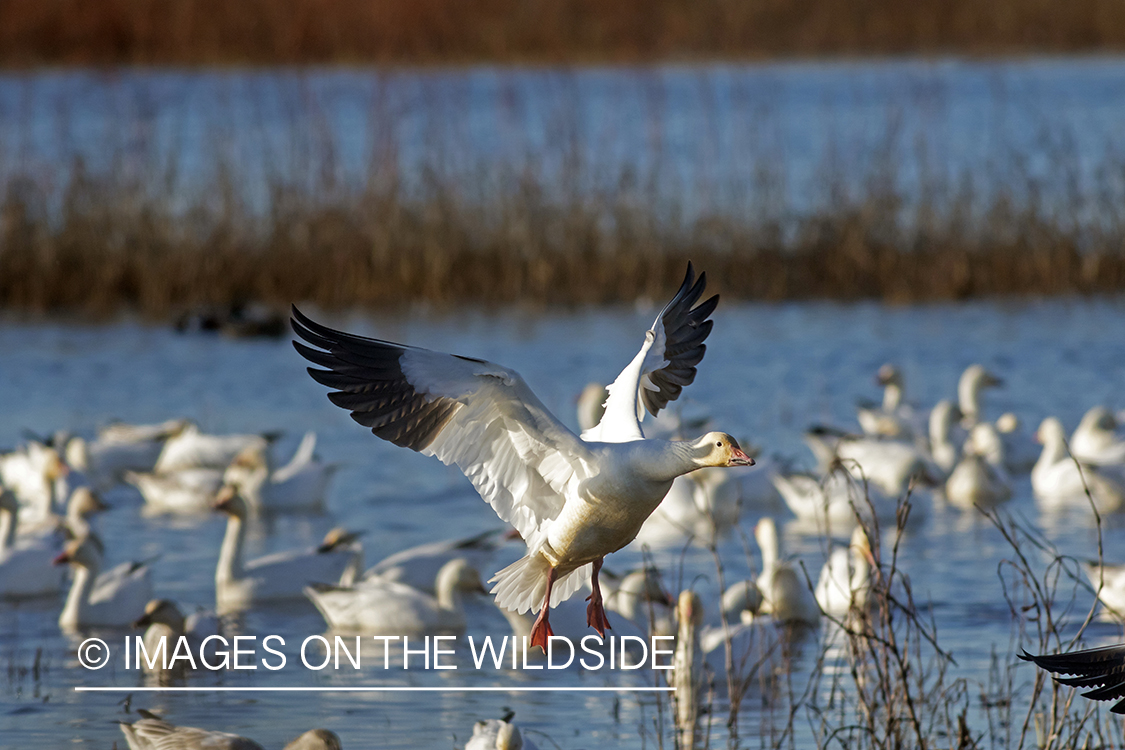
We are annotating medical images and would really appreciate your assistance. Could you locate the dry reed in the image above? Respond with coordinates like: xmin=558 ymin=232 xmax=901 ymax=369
xmin=4 ymin=0 xmax=1125 ymax=65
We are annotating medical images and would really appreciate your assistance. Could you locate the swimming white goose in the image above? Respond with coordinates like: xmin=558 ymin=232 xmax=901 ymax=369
xmin=944 ymin=423 xmax=1013 ymax=511
xmin=634 ymin=466 xmax=742 ymax=547
xmin=1071 ymin=407 xmax=1125 ymax=467
xmin=17 ymin=485 xmax=109 ymax=543
xmin=306 ymin=557 xmax=484 ymax=634
xmin=213 ymin=488 xmax=363 ymax=613
xmin=0 ymin=489 xmax=67 ymax=598
xmin=0 ymin=441 xmax=68 ymax=526
xmin=221 ymin=431 xmax=336 ymax=514
xmin=62 ymin=421 xmax=184 ymax=490
xmin=155 ymin=423 xmax=276 ymax=473
xmin=754 ymin=517 xmax=819 ymax=626
xmin=133 ymin=599 xmax=222 ymax=677
xmin=119 ymin=711 xmax=342 ymax=750
xmin=815 ymin=526 xmax=873 ymax=618
xmin=126 ymin=467 xmax=225 ymax=515
xmin=1032 ymin=417 xmax=1125 ymax=513
xmin=927 ymin=400 xmax=964 ymax=475
xmin=995 ymin=412 xmax=1040 ymax=474
xmin=803 ymin=427 xmax=929 ymax=497
xmin=856 ymin=364 xmax=919 ymax=439
xmin=54 ymin=534 xmax=154 ymax=630
xmin=292 ymin=263 xmax=753 ymax=650
xmin=772 ymin=465 xmax=896 ymax=532
xmin=362 ymin=528 xmax=509 ymax=594
xmin=958 ymin=364 xmax=1003 ymax=428
xmin=466 ymin=717 xmax=540 ymax=750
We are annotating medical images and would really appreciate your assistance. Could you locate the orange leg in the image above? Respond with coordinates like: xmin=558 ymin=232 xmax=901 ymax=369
xmin=529 ymin=566 xmax=557 ymax=652
xmin=586 ymin=557 xmax=612 ymax=637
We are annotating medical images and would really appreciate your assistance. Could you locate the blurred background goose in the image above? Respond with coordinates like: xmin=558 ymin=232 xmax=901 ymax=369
xmin=54 ymin=534 xmax=153 ymax=630
xmin=815 ymin=526 xmax=873 ymax=617
xmin=957 ymin=364 xmax=1003 ymax=428
xmin=133 ymin=598 xmax=222 ymax=677
xmin=220 ymin=431 xmax=336 ymax=514
xmin=1032 ymin=417 xmax=1125 ymax=513
xmin=362 ymin=528 xmax=509 ymax=595
xmin=856 ymin=363 xmax=919 ymax=439
xmin=0 ymin=489 xmax=67 ymax=598
xmin=466 ymin=716 xmax=540 ymax=750
xmin=62 ymin=418 xmax=187 ymax=490
xmin=119 ymin=711 xmax=342 ymax=750
xmin=1071 ymin=406 xmax=1125 ymax=467
xmin=126 ymin=466 xmax=225 ymax=515
xmin=754 ymin=517 xmax=820 ymax=626
xmin=944 ymin=422 xmax=1012 ymax=511
xmin=155 ymin=424 xmax=277 ymax=473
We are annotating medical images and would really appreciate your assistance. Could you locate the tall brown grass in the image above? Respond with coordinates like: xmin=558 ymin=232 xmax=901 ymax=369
xmin=4 ymin=0 xmax=1125 ymax=65
xmin=2 ymin=71 xmax=1125 ymax=316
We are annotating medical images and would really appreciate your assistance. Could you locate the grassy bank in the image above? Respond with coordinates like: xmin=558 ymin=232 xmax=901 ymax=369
xmin=3 ymin=0 xmax=1125 ymax=65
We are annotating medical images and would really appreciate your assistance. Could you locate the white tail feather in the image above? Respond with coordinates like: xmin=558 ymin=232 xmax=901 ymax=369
xmin=490 ymin=554 xmax=592 ymax=614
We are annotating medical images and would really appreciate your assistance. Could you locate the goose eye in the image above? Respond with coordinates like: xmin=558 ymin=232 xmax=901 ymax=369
xmin=715 ymin=440 xmax=723 ymax=447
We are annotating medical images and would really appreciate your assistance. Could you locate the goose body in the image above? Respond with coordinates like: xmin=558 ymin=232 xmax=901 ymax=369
xmin=945 ymin=423 xmax=1012 ymax=510
xmin=0 ymin=490 xmax=67 ymax=598
xmin=814 ymin=526 xmax=873 ymax=617
xmin=1071 ymin=407 xmax=1125 ymax=467
xmin=292 ymin=263 xmax=754 ymax=649
xmin=133 ymin=599 xmax=222 ymax=677
xmin=1032 ymin=417 xmax=1125 ymax=513
xmin=804 ymin=427 xmax=927 ymax=497
xmin=958 ymin=364 xmax=1003 ymax=427
xmin=772 ymin=467 xmax=896 ymax=532
xmin=466 ymin=719 xmax=540 ymax=750
xmin=64 ymin=427 xmax=174 ymax=490
xmin=126 ymin=467 xmax=225 ymax=514
xmin=927 ymin=400 xmax=964 ymax=474
xmin=754 ymin=518 xmax=819 ymax=626
xmin=213 ymin=490 xmax=362 ymax=613
xmin=362 ymin=528 xmax=507 ymax=595
xmin=856 ymin=364 xmax=919 ymax=439
xmin=55 ymin=535 xmax=154 ymax=630
xmin=119 ymin=713 xmax=341 ymax=750
xmin=155 ymin=424 xmax=272 ymax=473
xmin=0 ymin=442 xmax=67 ymax=526
xmin=306 ymin=558 xmax=483 ymax=634
xmin=221 ymin=431 xmax=335 ymax=514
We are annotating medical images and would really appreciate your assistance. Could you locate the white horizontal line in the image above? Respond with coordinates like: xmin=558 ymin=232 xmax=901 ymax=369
xmin=74 ymin=686 xmax=673 ymax=693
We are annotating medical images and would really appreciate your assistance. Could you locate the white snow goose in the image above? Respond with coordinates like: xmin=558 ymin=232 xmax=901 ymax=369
xmin=292 ymin=263 xmax=754 ymax=651
xmin=53 ymin=534 xmax=154 ymax=630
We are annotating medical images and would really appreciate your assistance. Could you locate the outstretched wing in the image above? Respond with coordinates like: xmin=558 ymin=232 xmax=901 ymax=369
xmin=583 ymin=262 xmax=718 ymax=443
xmin=1021 ymin=645 xmax=1125 ymax=713
xmin=291 ymin=308 xmax=592 ymax=550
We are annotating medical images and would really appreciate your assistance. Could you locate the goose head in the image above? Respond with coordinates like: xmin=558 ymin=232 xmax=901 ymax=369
xmin=317 ymin=527 xmax=364 ymax=553
xmin=282 ymin=729 xmax=343 ymax=750
xmin=224 ymin=444 xmax=268 ymax=485
xmin=68 ymin=487 xmax=109 ymax=519
xmin=213 ymin=485 xmax=250 ymax=518
xmin=1035 ymin=417 xmax=1067 ymax=447
xmin=958 ymin=364 xmax=1003 ymax=423
xmin=435 ymin=558 xmax=487 ymax=597
xmin=52 ymin=534 xmax=105 ymax=569
xmin=689 ymin=432 xmax=754 ymax=468
xmin=876 ymin=363 xmax=902 ymax=388
xmin=134 ymin=599 xmax=186 ymax=631
xmin=1078 ymin=406 xmax=1117 ymax=435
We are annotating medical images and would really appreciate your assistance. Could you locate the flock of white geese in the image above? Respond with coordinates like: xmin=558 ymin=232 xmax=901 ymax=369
xmin=5 ymin=263 xmax=1125 ymax=743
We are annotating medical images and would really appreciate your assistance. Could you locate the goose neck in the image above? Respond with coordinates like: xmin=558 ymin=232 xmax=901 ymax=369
xmin=60 ymin=557 xmax=99 ymax=630
xmin=883 ymin=383 xmax=903 ymax=412
xmin=216 ymin=513 xmax=246 ymax=584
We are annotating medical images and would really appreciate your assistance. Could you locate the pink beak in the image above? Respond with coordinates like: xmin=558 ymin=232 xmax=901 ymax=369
xmin=728 ymin=446 xmax=755 ymax=467
xmin=52 ymin=551 xmax=70 ymax=566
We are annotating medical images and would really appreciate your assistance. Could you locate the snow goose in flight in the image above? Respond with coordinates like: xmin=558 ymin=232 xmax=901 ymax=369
xmin=292 ymin=262 xmax=754 ymax=650
xmin=1020 ymin=645 xmax=1125 ymax=713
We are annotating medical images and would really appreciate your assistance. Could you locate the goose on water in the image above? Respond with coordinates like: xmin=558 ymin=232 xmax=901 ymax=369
xmin=362 ymin=528 xmax=510 ymax=595
xmin=1071 ymin=407 xmax=1125 ymax=467
xmin=465 ymin=717 xmax=540 ymax=750
xmin=814 ymin=526 xmax=873 ymax=618
xmin=1032 ymin=417 xmax=1125 ymax=513
xmin=62 ymin=419 xmax=186 ymax=490
xmin=856 ymin=364 xmax=918 ymax=439
xmin=54 ymin=534 xmax=154 ymax=630
xmin=754 ymin=517 xmax=820 ymax=626
xmin=155 ymin=424 xmax=276 ymax=473
xmin=995 ymin=412 xmax=1040 ymax=474
xmin=771 ymin=464 xmax=896 ymax=532
xmin=213 ymin=488 xmax=363 ymax=613
xmin=803 ymin=426 xmax=929 ymax=498
xmin=0 ymin=489 xmax=67 ymax=598
xmin=634 ymin=465 xmax=742 ymax=548
xmin=292 ymin=263 xmax=754 ymax=650
xmin=927 ymin=400 xmax=964 ymax=475
xmin=119 ymin=711 xmax=342 ymax=750
xmin=944 ymin=423 xmax=1013 ymax=511
xmin=221 ymin=431 xmax=336 ymax=514
xmin=958 ymin=364 xmax=1003 ymax=428
xmin=305 ymin=557 xmax=485 ymax=634
xmin=126 ymin=466 xmax=225 ymax=515
xmin=0 ymin=441 xmax=68 ymax=526
xmin=133 ymin=599 xmax=222 ymax=678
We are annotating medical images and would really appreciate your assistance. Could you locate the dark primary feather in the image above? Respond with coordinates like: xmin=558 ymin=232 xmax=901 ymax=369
xmin=1021 ymin=645 xmax=1125 ymax=713
xmin=642 ymin=262 xmax=719 ymax=417
xmin=291 ymin=306 xmax=462 ymax=452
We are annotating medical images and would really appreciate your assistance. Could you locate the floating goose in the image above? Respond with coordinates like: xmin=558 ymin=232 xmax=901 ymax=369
xmin=133 ymin=599 xmax=222 ymax=677
xmin=856 ymin=364 xmax=919 ymax=439
xmin=221 ymin=431 xmax=336 ymax=514
xmin=119 ymin=711 xmax=342 ymax=750
xmin=803 ymin=426 xmax=928 ymax=497
xmin=54 ymin=534 xmax=153 ymax=630
xmin=1071 ymin=407 xmax=1125 ymax=467
xmin=126 ymin=467 xmax=225 ymax=515
xmin=0 ymin=489 xmax=67 ymax=598
xmin=927 ymin=400 xmax=964 ymax=475
xmin=1031 ymin=417 xmax=1125 ymax=513
xmin=0 ymin=441 xmax=67 ymax=526
xmin=98 ymin=418 xmax=191 ymax=444
xmin=754 ymin=517 xmax=819 ymax=626
xmin=63 ymin=420 xmax=185 ymax=490
xmin=958 ymin=364 xmax=1003 ymax=428
xmin=635 ymin=466 xmax=742 ymax=548
xmin=995 ymin=412 xmax=1040 ymax=474
xmin=213 ymin=488 xmax=363 ymax=613
xmin=944 ymin=423 xmax=1012 ymax=511
xmin=1019 ymin=646 xmax=1125 ymax=713
xmin=362 ymin=528 xmax=509 ymax=595
xmin=292 ymin=263 xmax=754 ymax=650
xmin=772 ymin=465 xmax=896 ymax=532
xmin=815 ymin=526 xmax=873 ymax=618
xmin=155 ymin=424 xmax=276 ymax=473
xmin=306 ymin=557 xmax=485 ymax=635
xmin=465 ymin=717 xmax=540 ymax=750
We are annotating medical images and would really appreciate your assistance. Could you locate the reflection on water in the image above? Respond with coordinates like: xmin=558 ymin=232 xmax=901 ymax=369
xmin=2 ymin=297 xmax=1125 ymax=747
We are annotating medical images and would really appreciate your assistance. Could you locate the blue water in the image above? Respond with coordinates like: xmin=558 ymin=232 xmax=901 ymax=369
xmin=2 ymin=297 xmax=1125 ymax=747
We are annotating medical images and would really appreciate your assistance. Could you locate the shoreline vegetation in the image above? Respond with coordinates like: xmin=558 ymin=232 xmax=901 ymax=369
xmin=4 ymin=0 xmax=1125 ymax=66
